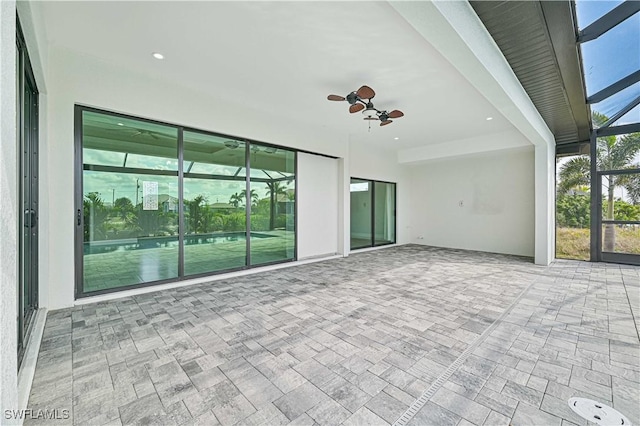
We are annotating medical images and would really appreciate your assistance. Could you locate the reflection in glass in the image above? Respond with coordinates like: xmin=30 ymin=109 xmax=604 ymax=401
xmin=374 ymin=182 xmax=396 ymax=245
xmin=183 ymin=132 xmax=247 ymax=275
xmin=81 ymin=109 xmax=299 ymax=294
xmin=556 ymin=154 xmax=591 ymax=260
xmin=249 ymin=145 xmax=296 ymax=265
xmin=350 ymin=179 xmax=373 ymax=249
xmin=82 ymin=111 xmax=179 ymax=292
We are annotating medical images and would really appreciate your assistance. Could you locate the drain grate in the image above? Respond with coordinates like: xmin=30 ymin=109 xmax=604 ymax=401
xmin=392 ymin=279 xmax=537 ymax=426
xmin=568 ymin=398 xmax=630 ymax=425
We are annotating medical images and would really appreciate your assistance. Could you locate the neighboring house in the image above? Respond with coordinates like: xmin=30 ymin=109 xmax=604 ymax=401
xmin=209 ymin=202 xmax=235 ymax=212
xmin=158 ymin=194 xmax=179 ymax=213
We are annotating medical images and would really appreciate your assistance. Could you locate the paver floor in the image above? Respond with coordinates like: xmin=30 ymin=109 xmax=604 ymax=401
xmin=26 ymin=245 xmax=639 ymax=425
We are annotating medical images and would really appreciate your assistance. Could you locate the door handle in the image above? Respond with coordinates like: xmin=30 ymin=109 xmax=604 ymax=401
xmin=77 ymin=209 xmax=82 ymax=226
xmin=24 ymin=209 xmax=36 ymax=227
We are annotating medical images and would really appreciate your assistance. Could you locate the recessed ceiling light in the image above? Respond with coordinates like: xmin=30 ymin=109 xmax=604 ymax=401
xmin=486 ymin=117 xmax=493 ymax=121
xmin=152 ymin=52 xmax=164 ymax=60
xmin=394 ymin=137 xmax=399 ymax=140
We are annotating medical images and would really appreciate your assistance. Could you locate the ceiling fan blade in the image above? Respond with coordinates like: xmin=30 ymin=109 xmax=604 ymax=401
xmin=327 ymin=94 xmax=346 ymax=101
xmin=349 ymin=104 xmax=365 ymax=113
xmin=388 ymin=110 xmax=404 ymax=119
xmin=356 ymin=85 xmax=375 ymax=99
xmin=380 ymin=120 xmax=393 ymax=126
xmin=363 ymin=117 xmax=379 ymax=121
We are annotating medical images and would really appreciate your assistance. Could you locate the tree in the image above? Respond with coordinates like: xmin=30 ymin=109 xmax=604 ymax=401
xmin=239 ymin=189 xmax=259 ymax=208
xmin=625 ymin=174 xmax=640 ymax=205
xmin=266 ymin=181 xmax=288 ymax=230
xmin=229 ymin=193 xmax=242 ymax=209
xmin=557 ymin=112 xmax=640 ymax=250
xmin=83 ymin=192 xmax=110 ymax=241
xmin=187 ymin=195 xmax=207 ymax=233
xmin=113 ymin=197 xmax=135 ymax=221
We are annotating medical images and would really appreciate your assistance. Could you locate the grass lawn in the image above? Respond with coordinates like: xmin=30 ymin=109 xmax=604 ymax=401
xmin=556 ymin=227 xmax=640 ymax=260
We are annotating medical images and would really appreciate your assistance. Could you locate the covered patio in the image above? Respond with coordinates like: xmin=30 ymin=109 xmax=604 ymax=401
xmin=26 ymin=246 xmax=639 ymax=425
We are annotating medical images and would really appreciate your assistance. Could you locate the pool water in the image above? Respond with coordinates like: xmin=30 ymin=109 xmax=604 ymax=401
xmin=85 ymin=232 xmax=274 ymax=254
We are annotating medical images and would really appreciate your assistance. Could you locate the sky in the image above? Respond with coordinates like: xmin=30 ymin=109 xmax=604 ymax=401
xmin=576 ymin=0 xmax=640 ymax=125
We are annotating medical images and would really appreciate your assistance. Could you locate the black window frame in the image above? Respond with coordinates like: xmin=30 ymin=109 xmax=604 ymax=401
xmin=74 ymin=105 xmax=302 ymax=298
xmin=349 ymin=177 xmax=397 ymax=250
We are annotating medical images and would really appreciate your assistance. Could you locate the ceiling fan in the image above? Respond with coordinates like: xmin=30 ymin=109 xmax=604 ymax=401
xmin=107 ymin=126 xmax=165 ymax=140
xmin=327 ymin=85 xmax=404 ymax=127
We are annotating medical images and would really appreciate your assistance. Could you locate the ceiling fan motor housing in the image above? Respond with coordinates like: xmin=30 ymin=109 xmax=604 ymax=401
xmin=346 ymin=92 xmax=358 ymax=104
xmin=362 ymin=108 xmax=377 ymax=119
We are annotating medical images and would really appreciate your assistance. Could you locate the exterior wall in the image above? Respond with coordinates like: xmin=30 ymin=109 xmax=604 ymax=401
xmin=408 ymin=147 xmax=535 ymax=257
xmin=42 ymin=46 xmax=349 ymax=309
xmin=391 ymin=0 xmax=555 ymax=265
xmin=0 ymin=0 xmax=19 ymax=419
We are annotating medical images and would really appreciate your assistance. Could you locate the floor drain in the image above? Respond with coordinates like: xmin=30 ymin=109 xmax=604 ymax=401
xmin=568 ymin=397 xmax=630 ymax=425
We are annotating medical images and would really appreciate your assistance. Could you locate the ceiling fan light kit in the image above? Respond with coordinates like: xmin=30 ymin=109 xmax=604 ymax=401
xmin=327 ymin=85 xmax=404 ymax=128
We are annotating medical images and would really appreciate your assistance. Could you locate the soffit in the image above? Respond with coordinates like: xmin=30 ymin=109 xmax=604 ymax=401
xmin=471 ymin=0 xmax=591 ymax=145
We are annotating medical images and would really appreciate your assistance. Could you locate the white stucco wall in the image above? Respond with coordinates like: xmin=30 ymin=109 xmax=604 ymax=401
xmin=297 ymin=153 xmax=339 ymax=259
xmin=408 ymin=147 xmax=535 ymax=257
xmin=391 ymin=0 xmax=555 ymax=265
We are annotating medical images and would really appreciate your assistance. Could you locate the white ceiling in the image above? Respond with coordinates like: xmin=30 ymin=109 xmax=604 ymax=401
xmin=38 ymin=1 xmax=516 ymax=151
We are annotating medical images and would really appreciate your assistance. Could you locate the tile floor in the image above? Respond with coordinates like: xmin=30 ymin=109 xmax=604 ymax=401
xmin=26 ymin=245 xmax=639 ymax=425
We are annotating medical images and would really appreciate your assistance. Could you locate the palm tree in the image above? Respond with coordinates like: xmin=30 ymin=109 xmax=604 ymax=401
xmin=187 ymin=195 xmax=206 ymax=233
xmin=113 ymin=197 xmax=134 ymax=221
xmin=229 ymin=193 xmax=242 ymax=209
xmin=84 ymin=192 xmax=110 ymax=241
xmin=266 ymin=181 xmax=288 ymax=230
xmin=239 ymin=189 xmax=259 ymax=208
xmin=557 ymin=112 xmax=640 ymax=251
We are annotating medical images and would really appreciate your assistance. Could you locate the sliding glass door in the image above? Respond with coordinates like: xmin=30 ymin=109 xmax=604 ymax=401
xmin=249 ymin=147 xmax=296 ymax=265
xmin=17 ymin=18 xmax=39 ymax=367
xmin=76 ymin=107 xmax=296 ymax=297
xmin=183 ymin=133 xmax=247 ymax=275
xmin=80 ymin=111 xmax=179 ymax=292
xmin=350 ymin=178 xmax=396 ymax=250
xmin=374 ymin=181 xmax=396 ymax=245
xmin=350 ymin=179 xmax=373 ymax=249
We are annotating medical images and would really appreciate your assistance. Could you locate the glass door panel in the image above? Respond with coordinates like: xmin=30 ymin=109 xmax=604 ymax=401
xmin=374 ymin=182 xmax=396 ymax=246
xmin=350 ymin=179 xmax=373 ymax=249
xmin=249 ymin=145 xmax=296 ymax=265
xmin=82 ymin=111 xmax=179 ymax=293
xmin=183 ymin=132 xmax=247 ymax=275
xmin=17 ymin=23 xmax=39 ymax=367
xmin=77 ymin=107 xmax=299 ymax=297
